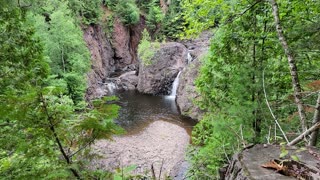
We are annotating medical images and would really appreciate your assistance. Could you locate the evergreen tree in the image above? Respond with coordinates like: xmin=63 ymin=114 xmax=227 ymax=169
xmin=1 ymin=1 xmax=121 ymax=179
xmin=181 ymin=0 xmax=320 ymax=178
xmin=28 ymin=0 xmax=91 ymax=107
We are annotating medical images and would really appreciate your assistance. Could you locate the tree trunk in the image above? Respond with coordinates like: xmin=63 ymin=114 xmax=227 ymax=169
xmin=40 ymin=94 xmax=81 ymax=179
xmin=160 ymin=0 xmax=168 ymax=14
xmin=308 ymin=92 xmax=320 ymax=146
xmin=270 ymin=0 xmax=307 ymax=132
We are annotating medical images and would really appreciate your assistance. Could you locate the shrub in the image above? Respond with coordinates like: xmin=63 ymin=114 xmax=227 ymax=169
xmin=115 ymin=0 xmax=140 ymax=26
xmin=146 ymin=5 xmax=164 ymax=32
xmin=138 ymin=29 xmax=160 ymax=66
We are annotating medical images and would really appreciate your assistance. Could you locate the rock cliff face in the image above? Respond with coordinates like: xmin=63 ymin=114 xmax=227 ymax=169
xmin=112 ymin=16 xmax=145 ymax=70
xmin=84 ymin=25 xmax=115 ymax=100
xmin=176 ymin=59 xmax=204 ymax=120
xmin=137 ymin=42 xmax=188 ymax=95
xmin=84 ymin=15 xmax=145 ymax=99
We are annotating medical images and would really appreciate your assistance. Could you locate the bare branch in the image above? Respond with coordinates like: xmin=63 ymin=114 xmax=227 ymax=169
xmin=224 ymin=0 xmax=263 ymax=25
xmin=69 ymin=135 xmax=97 ymax=158
xmin=308 ymin=92 xmax=320 ymax=146
xmin=262 ymin=70 xmax=289 ymax=143
xmin=39 ymin=93 xmax=81 ymax=179
xmin=288 ymin=122 xmax=320 ymax=146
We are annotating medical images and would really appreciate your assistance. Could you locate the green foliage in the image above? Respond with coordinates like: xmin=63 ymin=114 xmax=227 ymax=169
xmin=0 ymin=1 xmax=122 ymax=179
xmin=146 ymin=4 xmax=164 ymax=32
xmin=158 ymin=0 xmax=185 ymax=39
xmin=68 ymin=0 xmax=103 ymax=25
xmin=189 ymin=113 xmax=254 ymax=178
xmin=183 ymin=0 xmax=320 ymax=178
xmin=138 ymin=29 xmax=160 ymax=66
xmin=104 ymin=0 xmax=118 ymax=10
xmin=115 ymin=0 xmax=140 ymax=26
xmin=180 ymin=0 xmax=223 ymax=38
xmin=135 ymin=0 xmax=155 ymax=11
xmin=103 ymin=13 xmax=115 ymax=40
xmin=28 ymin=1 xmax=91 ymax=107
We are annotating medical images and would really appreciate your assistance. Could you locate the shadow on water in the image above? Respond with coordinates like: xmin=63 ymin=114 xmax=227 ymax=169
xmin=114 ymin=90 xmax=197 ymax=136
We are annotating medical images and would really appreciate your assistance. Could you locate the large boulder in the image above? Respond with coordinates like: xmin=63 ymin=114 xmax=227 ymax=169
xmin=83 ymin=25 xmax=115 ymax=100
xmin=115 ymin=71 xmax=139 ymax=91
xmin=223 ymin=144 xmax=320 ymax=180
xmin=137 ymin=42 xmax=188 ymax=95
xmin=176 ymin=31 xmax=212 ymax=120
xmin=176 ymin=59 xmax=204 ymax=120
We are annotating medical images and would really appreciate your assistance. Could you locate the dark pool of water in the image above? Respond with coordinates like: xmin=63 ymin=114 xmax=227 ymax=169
xmin=114 ymin=90 xmax=197 ymax=136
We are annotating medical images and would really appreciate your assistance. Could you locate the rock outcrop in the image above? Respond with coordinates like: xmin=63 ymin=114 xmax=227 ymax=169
xmin=107 ymin=71 xmax=138 ymax=91
xmin=83 ymin=25 xmax=115 ymax=100
xmin=176 ymin=31 xmax=212 ymax=120
xmin=137 ymin=42 xmax=188 ymax=95
xmin=223 ymin=144 xmax=320 ymax=180
xmin=180 ymin=30 xmax=212 ymax=58
xmin=176 ymin=59 xmax=204 ymax=120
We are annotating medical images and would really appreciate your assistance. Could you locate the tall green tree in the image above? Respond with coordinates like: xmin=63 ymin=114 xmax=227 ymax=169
xmin=28 ymin=0 xmax=91 ymax=107
xmin=1 ymin=1 xmax=121 ymax=179
xmin=181 ymin=0 xmax=320 ymax=178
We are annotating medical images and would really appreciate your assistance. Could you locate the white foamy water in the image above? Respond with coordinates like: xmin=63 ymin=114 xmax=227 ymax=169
xmin=169 ymin=71 xmax=182 ymax=98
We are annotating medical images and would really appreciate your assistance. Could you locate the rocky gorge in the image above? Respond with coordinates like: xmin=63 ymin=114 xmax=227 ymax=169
xmin=81 ymin=12 xmax=320 ymax=180
xmin=83 ymin=16 xmax=210 ymax=121
xmin=82 ymin=10 xmax=212 ymax=178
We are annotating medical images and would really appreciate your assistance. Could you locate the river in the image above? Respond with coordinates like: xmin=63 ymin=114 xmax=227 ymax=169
xmin=91 ymin=90 xmax=196 ymax=179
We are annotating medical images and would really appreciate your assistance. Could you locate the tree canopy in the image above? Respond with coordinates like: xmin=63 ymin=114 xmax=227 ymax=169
xmin=180 ymin=0 xmax=320 ymax=178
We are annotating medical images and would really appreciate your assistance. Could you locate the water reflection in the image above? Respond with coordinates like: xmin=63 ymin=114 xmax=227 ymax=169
xmin=114 ymin=90 xmax=196 ymax=136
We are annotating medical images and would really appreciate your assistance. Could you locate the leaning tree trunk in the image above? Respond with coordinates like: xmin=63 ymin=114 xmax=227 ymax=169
xmin=270 ymin=0 xmax=307 ymax=132
xmin=308 ymin=92 xmax=320 ymax=146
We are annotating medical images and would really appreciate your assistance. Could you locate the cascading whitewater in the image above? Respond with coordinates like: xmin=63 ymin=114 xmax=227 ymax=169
xmin=106 ymin=82 xmax=117 ymax=94
xmin=169 ymin=71 xmax=182 ymax=97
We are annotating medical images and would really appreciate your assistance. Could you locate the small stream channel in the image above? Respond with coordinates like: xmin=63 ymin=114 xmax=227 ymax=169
xmin=92 ymin=90 xmax=196 ymax=179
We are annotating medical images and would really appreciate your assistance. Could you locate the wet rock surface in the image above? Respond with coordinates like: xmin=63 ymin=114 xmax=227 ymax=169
xmin=176 ymin=59 xmax=204 ymax=121
xmin=92 ymin=120 xmax=190 ymax=179
xmin=176 ymin=31 xmax=212 ymax=120
xmin=137 ymin=42 xmax=188 ymax=95
xmin=224 ymin=144 xmax=320 ymax=180
xmin=83 ymin=25 xmax=115 ymax=100
xmin=179 ymin=30 xmax=212 ymax=58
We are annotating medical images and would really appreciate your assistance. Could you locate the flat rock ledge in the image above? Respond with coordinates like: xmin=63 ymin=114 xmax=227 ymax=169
xmin=222 ymin=144 xmax=320 ymax=180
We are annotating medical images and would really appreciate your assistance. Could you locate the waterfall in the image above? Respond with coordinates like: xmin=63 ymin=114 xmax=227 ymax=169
xmin=106 ymin=82 xmax=117 ymax=94
xmin=169 ymin=71 xmax=182 ymax=97
xmin=187 ymin=52 xmax=193 ymax=64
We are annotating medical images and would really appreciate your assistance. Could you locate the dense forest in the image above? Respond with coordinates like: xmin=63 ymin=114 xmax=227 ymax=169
xmin=1 ymin=0 xmax=319 ymax=179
